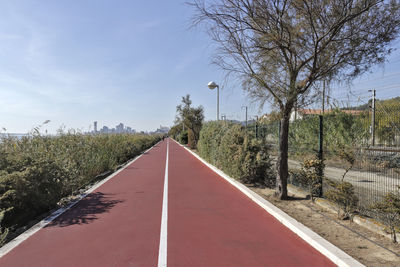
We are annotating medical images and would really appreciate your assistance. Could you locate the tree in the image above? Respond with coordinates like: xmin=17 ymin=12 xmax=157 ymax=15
xmin=190 ymin=0 xmax=400 ymax=199
xmin=168 ymin=122 xmax=184 ymax=140
xmin=176 ymin=95 xmax=205 ymax=148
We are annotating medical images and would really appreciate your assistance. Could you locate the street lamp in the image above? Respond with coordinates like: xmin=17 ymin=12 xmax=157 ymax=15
xmin=207 ymin=81 xmax=219 ymax=121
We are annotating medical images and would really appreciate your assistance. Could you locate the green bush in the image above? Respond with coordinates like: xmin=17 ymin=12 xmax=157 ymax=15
xmin=325 ymin=180 xmax=358 ymax=219
xmin=188 ymin=129 xmax=196 ymax=149
xmin=198 ymin=122 xmax=274 ymax=186
xmin=369 ymin=186 xmax=400 ymax=243
xmin=290 ymin=157 xmax=324 ymax=201
xmin=0 ymin=132 xmax=160 ymax=229
xmin=178 ymin=130 xmax=188 ymax=145
xmin=0 ymin=210 xmax=8 ymax=246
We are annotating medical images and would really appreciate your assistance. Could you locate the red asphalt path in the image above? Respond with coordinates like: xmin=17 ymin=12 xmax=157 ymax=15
xmin=0 ymin=139 xmax=335 ymax=266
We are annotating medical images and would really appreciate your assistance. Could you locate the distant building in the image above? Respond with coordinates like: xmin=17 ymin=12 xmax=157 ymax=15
xmin=116 ymin=123 xmax=124 ymax=133
xmin=155 ymin=125 xmax=170 ymax=134
xmin=93 ymin=122 xmax=136 ymax=134
xmin=101 ymin=126 xmax=109 ymax=133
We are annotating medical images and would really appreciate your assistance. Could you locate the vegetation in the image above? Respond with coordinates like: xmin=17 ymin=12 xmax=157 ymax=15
xmin=191 ymin=0 xmax=400 ymax=199
xmin=198 ymin=121 xmax=274 ymax=186
xmin=0 ymin=132 xmax=160 ymax=229
xmin=375 ymin=99 xmax=400 ymax=146
xmin=168 ymin=123 xmax=184 ymax=140
xmin=298 ymin=157 xmax=325 ymax=201
xmin=0 ymin=210 xmax=8 ymax=246
xmin=286 ymin=110 xmax=369 ymax=156
xmin=325 ymin=146 xmax=358 ymax=219
xmin=370 ymin=186 xmax=400 ymax=243
xmin=325 ymin=180 xmax=358 ymax=220
xmin=178 ymin=130 xmax=188 ymax=145
xmin=175 ymin=95 xmax=204 ymax=149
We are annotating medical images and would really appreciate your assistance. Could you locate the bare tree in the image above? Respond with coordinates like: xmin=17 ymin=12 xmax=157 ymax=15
xmin=190 ymin=0 xmax=400 ymax=199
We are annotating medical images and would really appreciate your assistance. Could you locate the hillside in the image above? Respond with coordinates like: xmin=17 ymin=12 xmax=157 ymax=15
xmin=344 ymin=96 xmax=400 ymax=111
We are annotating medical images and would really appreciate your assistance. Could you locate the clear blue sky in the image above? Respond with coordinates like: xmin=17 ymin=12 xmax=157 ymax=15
xmin=0 ymin=1 xmax=399 ymax=134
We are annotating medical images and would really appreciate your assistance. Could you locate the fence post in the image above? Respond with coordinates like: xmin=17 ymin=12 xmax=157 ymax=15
xmin=316 ymin=115 xmax=324 ymax=197
xmin=255 ymin=119 xmax=258 ymax=138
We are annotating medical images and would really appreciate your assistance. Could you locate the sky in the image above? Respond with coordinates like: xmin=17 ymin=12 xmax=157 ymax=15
xmin=0 ymin=1 xmax=399 ymax=134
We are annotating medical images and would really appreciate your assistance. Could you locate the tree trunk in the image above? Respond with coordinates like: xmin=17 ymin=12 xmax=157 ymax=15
xmin=276 ymin=112 xmax=291 ymax=199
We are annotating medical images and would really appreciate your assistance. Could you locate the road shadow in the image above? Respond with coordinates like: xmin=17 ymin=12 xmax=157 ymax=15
xmin=46 ymin=192 xmax=124 ymax=228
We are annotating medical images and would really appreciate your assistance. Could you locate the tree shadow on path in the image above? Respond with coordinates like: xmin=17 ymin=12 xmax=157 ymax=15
xmin=46 ymin=192 xmax=124 ymax=228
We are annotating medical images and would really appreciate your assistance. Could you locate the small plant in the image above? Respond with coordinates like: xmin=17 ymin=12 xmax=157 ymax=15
xmin=337 ymin=146 xmax=356 ymax=181
xmin=298 ymin=157 xmax=324 ymax=201
xmin=325 ymin=180 xmax=358 ymax=219
xmin=325 ymin=146 xmax=358 ymax=219
xmin=0 ymin=210 xmax=9 ymax=246
xmin=369 ymin=186 xmax=400 ymax=243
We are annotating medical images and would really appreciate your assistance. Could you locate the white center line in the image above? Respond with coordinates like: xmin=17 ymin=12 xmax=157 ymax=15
xmin=158 ymin=139 xmax=169 ymax=267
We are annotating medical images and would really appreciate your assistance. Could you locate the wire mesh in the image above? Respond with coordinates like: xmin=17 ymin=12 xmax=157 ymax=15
xmin=253 ymin=102 xmax=400 ymax=212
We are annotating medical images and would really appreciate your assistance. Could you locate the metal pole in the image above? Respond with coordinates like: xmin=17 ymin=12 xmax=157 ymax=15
xmin=322 ymin=80 xmax=326 ymax=114
xmin=317 ymin=115 xmax=324 ymax=197
xmin=255 ymin=115 xmax=259 ymax=138
xmin=217 ymin=85 xmax=220 ymax=121
xmin=370 ymin=89 xmax=376 ymax=146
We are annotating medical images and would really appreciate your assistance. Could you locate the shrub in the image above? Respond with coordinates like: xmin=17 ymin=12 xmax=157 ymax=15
xmin=198 ymin=122 xmax=274 ymax=186
xmin=178 ymin=130 xmax=188 ymax=145
xmin=0 ymin=133 xmax=160 ymax=229
xmin=0 ymin=210 xmax=8 ymax=246
xmin=291 ymin=157 xmax=324 ymax=201
xmin=325 ymin=145 xmax=358 ymax=219
xmin=369 ymin=186 xmax=400 ymax=243
xmin=188 ymin=129 xmax=196 ymax=149
xmin=325 ymin=180 xmax=358 ymax=219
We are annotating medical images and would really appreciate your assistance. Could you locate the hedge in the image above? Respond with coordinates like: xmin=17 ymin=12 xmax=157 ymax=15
xmin=0 ymin=132 xmax=160 ymax=228
xmin=197 ymin=121 xmax=274 ymax=186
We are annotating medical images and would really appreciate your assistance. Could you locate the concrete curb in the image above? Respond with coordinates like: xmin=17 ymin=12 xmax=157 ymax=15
xmin=0 ymin=141 xmax=160 ymax=258
xmin=175 ymin=140 xmax=364 ymax=267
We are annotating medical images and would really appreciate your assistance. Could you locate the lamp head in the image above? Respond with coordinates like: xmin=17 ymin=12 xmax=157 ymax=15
xmin=207 ymin=81 xmax=218 ymax=90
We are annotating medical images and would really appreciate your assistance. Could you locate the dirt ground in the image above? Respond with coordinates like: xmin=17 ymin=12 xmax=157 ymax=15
xmin=249 ymin=186 xmax=400 ymax=267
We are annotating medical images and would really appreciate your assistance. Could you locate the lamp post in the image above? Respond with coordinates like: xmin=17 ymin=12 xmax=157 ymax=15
xmin=207 ymin=81 xmax=219 ymax=120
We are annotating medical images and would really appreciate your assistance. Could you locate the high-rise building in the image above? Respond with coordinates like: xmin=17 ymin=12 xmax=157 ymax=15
xmin=94 ymin=121 xmax=98 ymax=133
xmin=101 ymin=126 xmax=109 ymax=133
xmin=116 ymin=123 xmax=124 ymax=133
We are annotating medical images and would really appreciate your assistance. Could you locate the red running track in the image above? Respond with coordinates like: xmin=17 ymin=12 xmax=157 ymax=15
xmin=0 ymin=139 xmax=335 ymax=266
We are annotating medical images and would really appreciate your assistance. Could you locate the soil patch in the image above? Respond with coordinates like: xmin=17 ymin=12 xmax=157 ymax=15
xmin=249 ymin=186 xmax=400 ymax=266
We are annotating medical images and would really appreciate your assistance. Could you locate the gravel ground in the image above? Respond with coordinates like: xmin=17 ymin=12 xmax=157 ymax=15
xmin=249 ymin=185 xmax=400 ymax=267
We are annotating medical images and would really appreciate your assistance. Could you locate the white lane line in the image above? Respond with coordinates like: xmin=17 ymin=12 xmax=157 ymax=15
xmin=158 ymin=139 xmax=169 ymax=267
